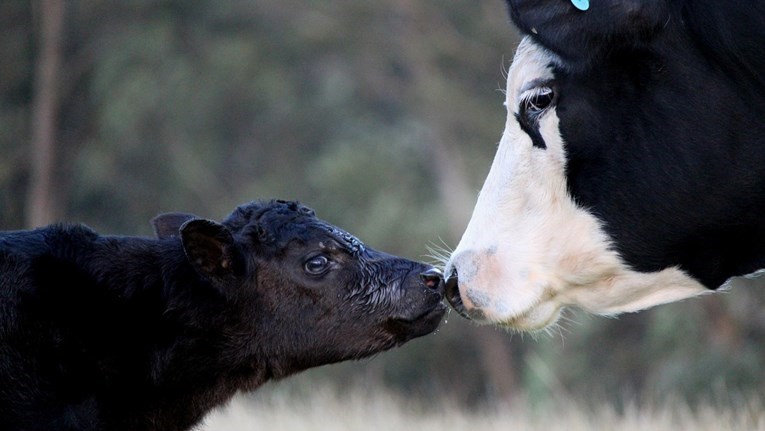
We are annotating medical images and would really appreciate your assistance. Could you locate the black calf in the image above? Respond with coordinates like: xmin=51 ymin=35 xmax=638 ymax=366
xmin=0 ymin=199 xmax=445 ymax=431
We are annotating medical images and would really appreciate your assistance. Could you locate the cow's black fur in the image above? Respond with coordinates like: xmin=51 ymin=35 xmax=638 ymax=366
xmin=507 ymin=0 xmax=765 ymax=288
xmin=0 ymin=199 xmax=445 ymax=431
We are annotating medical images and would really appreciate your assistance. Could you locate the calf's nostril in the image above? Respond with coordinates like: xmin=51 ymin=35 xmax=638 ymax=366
xmin=419 ymin=268 xmax=443 ymax=290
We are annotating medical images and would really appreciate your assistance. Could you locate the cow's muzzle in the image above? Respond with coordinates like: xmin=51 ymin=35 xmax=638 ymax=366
xmin=445 ymin=268 xmax=471 ymax=320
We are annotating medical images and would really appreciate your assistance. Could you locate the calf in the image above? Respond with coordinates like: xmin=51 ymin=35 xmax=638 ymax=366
xmin=445 ymin=0 xmax=765 ymax=330
xmin=0 ymin=199 xmax=445 ymax=431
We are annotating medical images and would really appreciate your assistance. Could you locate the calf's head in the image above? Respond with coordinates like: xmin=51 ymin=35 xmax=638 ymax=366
xmin=154 ymin=199 xmax=445 ymax=375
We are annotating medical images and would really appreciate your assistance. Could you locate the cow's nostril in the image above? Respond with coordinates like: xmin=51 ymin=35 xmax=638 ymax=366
xmin=445 ymin=268 xmax=470 ymax=320
xmin=419 ymin=268 xmax=443 ymax=290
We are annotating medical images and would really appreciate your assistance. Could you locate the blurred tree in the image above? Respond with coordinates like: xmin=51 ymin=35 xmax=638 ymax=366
xmin=26 ymin=0 xmax=67 ymax=227
xmin=386 ymin=0 xmax=519 ymax=400
xmin=0 ymin=0 xmax=34 ymax=229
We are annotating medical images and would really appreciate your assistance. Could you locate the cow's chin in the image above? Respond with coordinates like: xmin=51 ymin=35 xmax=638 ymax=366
xmin=484 ymin=301 xmax=562 ymax=332
xmin=447 ymin=281 xmax=560 ymax=331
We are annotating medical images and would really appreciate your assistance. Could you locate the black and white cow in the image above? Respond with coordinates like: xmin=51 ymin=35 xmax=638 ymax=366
xmin=445 ymin=0 xmax=765 ymax=330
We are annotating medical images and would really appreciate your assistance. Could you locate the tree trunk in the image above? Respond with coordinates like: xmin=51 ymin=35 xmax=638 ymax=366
xmin=391 ymin=0 xmax=519 ymax=401
xmin=27 ymin=0 xmax=65 ymax=228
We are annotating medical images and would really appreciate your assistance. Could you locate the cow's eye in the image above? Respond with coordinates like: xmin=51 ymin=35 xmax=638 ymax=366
xmin=304 ymin=255 xmax=331 ymax=276
xmin=517 ymin=85 xmax=557 ymax=149
xmin=520 ymin=86 xmax=555 ymax=119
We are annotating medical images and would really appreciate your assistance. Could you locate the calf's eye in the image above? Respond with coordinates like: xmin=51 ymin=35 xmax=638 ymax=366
xmin=304 ymin=255 xmax=331 ymax=275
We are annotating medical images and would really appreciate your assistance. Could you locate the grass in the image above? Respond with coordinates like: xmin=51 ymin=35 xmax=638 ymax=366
xmin=201 ymin=384 xmax=765 ymax=431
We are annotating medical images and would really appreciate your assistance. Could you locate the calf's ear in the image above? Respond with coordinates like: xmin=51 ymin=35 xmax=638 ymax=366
xmin=180 ymin=219 xmax=243 ymax=285
xmin=152 ymin=212 xmax=198 ymax=239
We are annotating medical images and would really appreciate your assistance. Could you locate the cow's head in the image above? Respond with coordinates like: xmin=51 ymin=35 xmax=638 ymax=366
xmin=444 ymin=1 xmax=765 ymax=330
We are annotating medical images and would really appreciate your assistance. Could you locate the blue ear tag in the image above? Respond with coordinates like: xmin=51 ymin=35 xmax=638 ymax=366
xmin=571 ymin=0 xmax=589 ymax=11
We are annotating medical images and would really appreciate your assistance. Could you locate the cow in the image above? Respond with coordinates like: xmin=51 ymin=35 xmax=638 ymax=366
xmin=0 ymin=199 xmax=446 ymax=431
xmin=444 ymin=0 xmax=765 ymax=331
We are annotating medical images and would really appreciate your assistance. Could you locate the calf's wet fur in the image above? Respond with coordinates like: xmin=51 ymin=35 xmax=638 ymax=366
xmin=0 ymin=199 xmax=445 ymax=431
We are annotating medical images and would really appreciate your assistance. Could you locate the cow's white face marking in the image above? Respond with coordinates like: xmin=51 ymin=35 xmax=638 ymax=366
xmin=445 ymin=37 xmax=708 ymax=331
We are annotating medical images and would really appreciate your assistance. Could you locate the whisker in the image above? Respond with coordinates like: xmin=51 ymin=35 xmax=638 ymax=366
xmin=423 ymin=238 xmax=454 ymax=268
xmin=500 ymin=55 xmax=509 ymax=80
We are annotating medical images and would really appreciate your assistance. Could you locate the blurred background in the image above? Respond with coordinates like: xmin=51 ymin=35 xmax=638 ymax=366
xmin=3 ymin=0 xmax=765 ymax=416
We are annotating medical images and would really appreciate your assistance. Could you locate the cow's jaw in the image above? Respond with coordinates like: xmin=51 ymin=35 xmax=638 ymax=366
xmin=444 ymin=38 xmax=708 ymax=331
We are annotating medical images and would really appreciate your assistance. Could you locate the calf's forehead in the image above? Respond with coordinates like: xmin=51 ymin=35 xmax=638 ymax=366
xmin=224 ymin=200 xmax=364 ymax=253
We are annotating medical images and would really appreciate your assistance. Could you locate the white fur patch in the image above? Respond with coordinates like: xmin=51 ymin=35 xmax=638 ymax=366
xmin=445 ymin=37 xmax=708 ymax=331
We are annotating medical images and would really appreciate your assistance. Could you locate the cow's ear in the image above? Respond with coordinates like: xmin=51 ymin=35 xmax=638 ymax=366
xmin=152 ymin=212 xmax=198 ymax=239
xmin=180 ymin=219 xmax=243 ymax=285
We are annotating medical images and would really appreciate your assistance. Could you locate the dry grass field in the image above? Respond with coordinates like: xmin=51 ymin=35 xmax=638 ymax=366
xmin=202 ymin=385 xmax=765 ymax=431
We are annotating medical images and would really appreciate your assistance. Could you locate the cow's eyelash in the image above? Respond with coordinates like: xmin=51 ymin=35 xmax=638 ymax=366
xmin=518 ymin=86 xmax=554 ymax=110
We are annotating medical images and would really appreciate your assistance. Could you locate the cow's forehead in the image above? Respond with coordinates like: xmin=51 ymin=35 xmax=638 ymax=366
xmin=507 ymin=37 xmax=561 ymax=111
